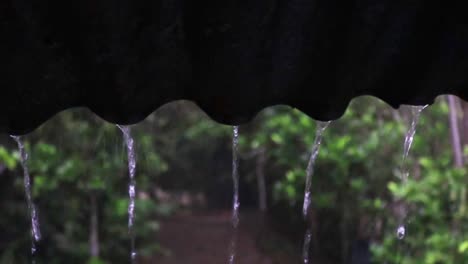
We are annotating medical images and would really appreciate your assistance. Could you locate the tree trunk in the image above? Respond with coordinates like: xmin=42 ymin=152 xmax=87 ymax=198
xmin=256 ymin=148 xmax=267 ymax=212
xmin=447 ymin=95 xmax=465 ymax=236
xmin=447 ymin=95 xmax=464 ymax=168
xmin=461 ymin=101 xmax=468 ymax=151
xmin=90 ymin=193 xmax=100 ymax=258
xmin=341 ymin=207 xmax=349 ymax=264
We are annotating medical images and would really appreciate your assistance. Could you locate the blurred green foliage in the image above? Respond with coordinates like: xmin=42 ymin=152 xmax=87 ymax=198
xmin=0 ymin=110 xmax=170 ymax=263
xmin=0 ymin=97 xmax=467 ymax=263
xmin=238 ymin=96 xmax=468 ymax=263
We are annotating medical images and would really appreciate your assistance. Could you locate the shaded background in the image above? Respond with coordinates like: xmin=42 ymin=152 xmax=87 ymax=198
xmin=0 ymin=96 xmax=467 ymax=263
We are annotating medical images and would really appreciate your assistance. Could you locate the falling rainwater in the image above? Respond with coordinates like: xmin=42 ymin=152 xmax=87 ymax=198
xmin=396 ymin=105 xmax=428 ymax=240
xmin=302 ymin=121 xmax=331 ymax=264
xmin=117 ymin=125 xmax=138 ymax=263
xmin=303 ymin=121 xmax=331 ymax=218
xmin=11 ymin=136 xmax=41 ymax=261
xmin=228 ymin=126 xmax=240 ymax=264
xmin=302 ymin=229 xmax=312 ymax=264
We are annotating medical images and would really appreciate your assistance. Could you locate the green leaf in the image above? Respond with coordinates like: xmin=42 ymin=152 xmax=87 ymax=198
xmin=458 ymin=241 xmax=468 ymax=253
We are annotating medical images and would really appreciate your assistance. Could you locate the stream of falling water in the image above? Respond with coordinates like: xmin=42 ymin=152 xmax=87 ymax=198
xmin=117 ymin=125 xmax=138 ymax=263
xmin=228 ymin=126 xmax=240 ymax=264
xmin=302 ymin=121 xmax=331 ymax=264
xmin=11 ymin=136 xmax=41 ymax=262
xmin=396 ymin=105 xmax=428 ymax=240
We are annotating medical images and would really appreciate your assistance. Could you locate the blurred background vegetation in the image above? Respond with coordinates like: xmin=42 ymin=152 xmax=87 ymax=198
xmin=0 ymin=96 xmax=467 ymax=263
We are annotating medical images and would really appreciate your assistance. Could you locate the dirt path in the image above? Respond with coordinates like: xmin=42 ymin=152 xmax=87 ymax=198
xmin=149 ymin=210 xmax=297 ymax=264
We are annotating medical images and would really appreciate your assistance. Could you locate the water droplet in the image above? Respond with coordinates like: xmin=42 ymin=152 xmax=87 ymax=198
xmin=302 ymin=229 xmax=313 ymax=263
xmin=229 ymin=126 xmax=240 ymax=264
xmin=11 ymin=135 xmax=42 ymax=260
xmin=302 ymin=121 xmax=331 ymax=264
xmin=117 ymin=125 xmax=138 ymax=264
xmin=396 ymin=225 xmax=406 ymax=240
xmin=395 ymin=106 xmax=427 ymax=236
xmin=303 ymin=121 xmax=331 ymax=218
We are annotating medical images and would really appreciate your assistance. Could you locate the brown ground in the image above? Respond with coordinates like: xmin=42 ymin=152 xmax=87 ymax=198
xmin=148 ymin=210 xmax=299 ymax=264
